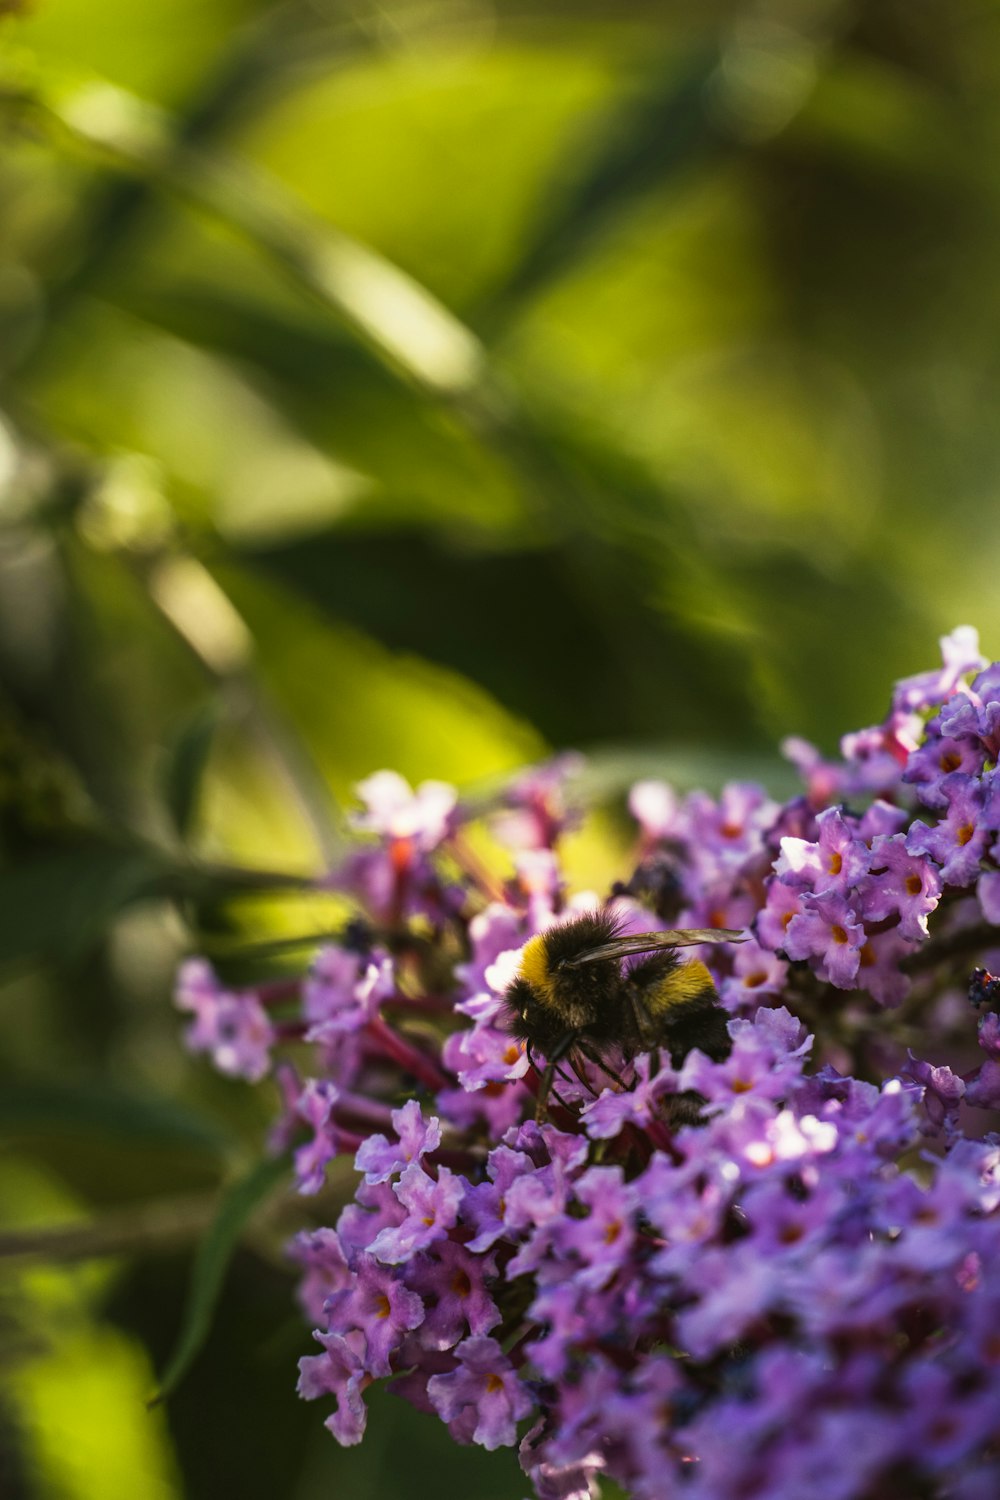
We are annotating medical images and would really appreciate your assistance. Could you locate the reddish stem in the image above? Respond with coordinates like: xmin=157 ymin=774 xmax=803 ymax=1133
xmin=448 ymin=832 xmax=507 ymax=905
xmin=333 ymin=1092 xmax=395 ymax=1130
xmin=257 ymin=978 xmax=303 ymax=1007
xmin=272 ymin=1021 xmax=307 ymax=1042
xmin=365 ymin=1016 xmax=451 ymax=1093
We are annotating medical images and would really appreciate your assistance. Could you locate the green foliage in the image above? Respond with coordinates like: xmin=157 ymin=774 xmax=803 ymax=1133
xmin=0 ymin=1079 xmax=230 ymax=1156
xmin=151 ymin=1153 xmax=290 ymax=1406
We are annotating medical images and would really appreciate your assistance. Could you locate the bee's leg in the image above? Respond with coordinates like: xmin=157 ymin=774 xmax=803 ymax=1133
xmin=574 ymin=1040 xmax=627 ymax=1091
xmin=625 ymin=990 xmax=659 ymax=1053
xmin=535 ymin=1033 xmax=578 ymax=1122
xmin=526 ymin=1040 xmax=575 ymax=1096
xmin=567 ymin=1052 xmax=598 ymax=1097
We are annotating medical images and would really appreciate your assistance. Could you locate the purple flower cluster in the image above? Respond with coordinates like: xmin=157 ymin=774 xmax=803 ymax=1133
xmin=176 ymin=627 xmax=1000 ymax=1499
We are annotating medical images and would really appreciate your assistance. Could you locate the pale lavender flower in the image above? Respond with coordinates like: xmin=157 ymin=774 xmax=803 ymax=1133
xmin=175 ymin=958 xmax=274 ymax=1081
xmin=496 ymin=754 xmax=584 ymax=850
xmin=354 ymin=1098 xmax=442 ymax=1183
xmin=464 ymin=1145 xmax=534 ymax=1251
xmin=297 ymin=1330 xmax=368 ymax=1444
xmin=368 ymin=1163 xmax=464 ymax=1264
xmin=408 ymin=1240 xmax=501 ymax=1347
xmin=906 ymin=773 xmax=990 ymax=886
xmin=293 ymin=1079 xmax=344 ymax=1194
xmin=854 ymin=925 xmax=917 ymax=1008
xmin=304 ymin=946 xmax=394 ymax=1039
xmin=351 ymin=770 xmax=457 ymax=849
xmin=891 ymin=625 xmax=984 ymax=712
xmin=427 ymin=1336 xmax=532 ymax=1450
xmin=629 ymin=779 xmax=681 ymax=842
xmin=903 ymin=1054 xmax=966 ymax=1135
xmin=858 ymin=833 xmax=941 ymax=939
xmin=774 ymin=806 xmax=871 ymax=894
xmin=783 ymin=889 xmax=866 ymax=987
xmin=287 ymin=1227 xmax=351 ymax=1327
xmin=556 ymin=1166 xmax=639 ymax=1289
xmin=579 ymin=1053 xmax=678 ymax=1139
xmin=324 ymin=1252 xmax=424 ymax=1376
xmin=441 ymin=1017 xmax=529 ymax=1090
xmin=717 ymin=938 xmax=789 ymax=1011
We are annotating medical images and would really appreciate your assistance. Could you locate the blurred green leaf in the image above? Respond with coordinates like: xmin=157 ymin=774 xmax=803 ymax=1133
xmin=486 ymin=46 xmax=722 ymax=317
xmin=0 ymin=840 xmax=316 ymax=970
xmin=152 ymin=1151 xmax=289 ymax=1404
xmin=0 ymin=1080 xmax=231 ymax=1155
xmin=161 ymin=700 xmax=221 ymax=839
xmin=0 ymin=843 xmax=170 ymax=968
xmin=8 ymin=68 xmax=489 ymax=400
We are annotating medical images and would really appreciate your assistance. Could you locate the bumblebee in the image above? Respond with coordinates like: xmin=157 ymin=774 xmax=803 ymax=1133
xmin=502 ymin=909 xmax=743 ymax=1115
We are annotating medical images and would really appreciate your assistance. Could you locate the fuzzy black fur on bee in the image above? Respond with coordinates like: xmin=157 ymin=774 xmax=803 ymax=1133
xmin=502 ymin=908 xmax=742 ymax=1114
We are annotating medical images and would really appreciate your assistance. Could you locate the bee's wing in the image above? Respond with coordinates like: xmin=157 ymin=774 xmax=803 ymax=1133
xmin=561 ymin=928 xmax=746 ymax=967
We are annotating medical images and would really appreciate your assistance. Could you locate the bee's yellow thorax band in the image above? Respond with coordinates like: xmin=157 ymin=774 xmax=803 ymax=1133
xmin=519 ymin=933 xmax=556 ymax=1005
xmin=647 ymin=959 xmax=714 ymax=1013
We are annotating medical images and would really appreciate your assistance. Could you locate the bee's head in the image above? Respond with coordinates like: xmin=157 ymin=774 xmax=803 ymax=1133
xmin=501 ymin=976 xmax=547 ymax=1045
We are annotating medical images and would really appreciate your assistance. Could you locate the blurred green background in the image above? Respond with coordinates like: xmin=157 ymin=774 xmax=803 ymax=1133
xmin=2 ymin=0 xmax=1000 ymax=1495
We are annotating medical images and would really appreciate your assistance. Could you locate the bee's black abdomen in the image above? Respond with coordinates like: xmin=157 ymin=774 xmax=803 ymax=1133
xmin=627 ymin=951 xmax=681 ymax=990
xmin=660 ymin=995 xmax=732 ymax=1066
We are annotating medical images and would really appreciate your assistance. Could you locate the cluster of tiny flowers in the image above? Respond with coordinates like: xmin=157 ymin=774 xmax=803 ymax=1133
xmin=176 ymin=630 xmax=1000 ymax=1500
